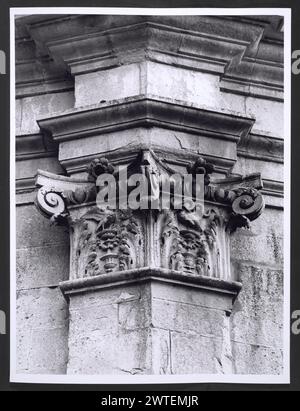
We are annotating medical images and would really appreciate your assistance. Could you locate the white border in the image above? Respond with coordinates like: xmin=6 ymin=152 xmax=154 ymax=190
xmin=10 ymin=7 xmax=291 ymax=385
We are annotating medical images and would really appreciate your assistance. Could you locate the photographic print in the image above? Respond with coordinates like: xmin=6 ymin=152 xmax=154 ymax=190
xmin=10 ymin=8 xmax=291 ymax=384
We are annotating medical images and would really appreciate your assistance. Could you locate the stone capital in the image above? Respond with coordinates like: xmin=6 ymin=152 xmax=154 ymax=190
xmin=35 ymin=150 xmax=264 ymax=302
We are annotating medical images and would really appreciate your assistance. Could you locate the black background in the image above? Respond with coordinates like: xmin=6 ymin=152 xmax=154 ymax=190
xmin=0 ymin=0 xmax=299 ymax=392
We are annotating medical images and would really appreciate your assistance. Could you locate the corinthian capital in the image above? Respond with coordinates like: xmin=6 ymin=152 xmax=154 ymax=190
xmin=35 ymin=150 xmax=264 ymax=291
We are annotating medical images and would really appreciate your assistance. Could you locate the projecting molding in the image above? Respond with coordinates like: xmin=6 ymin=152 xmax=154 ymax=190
xmin=35 ymin=95 xmax=256 ymax=177
xmin=16 ymin=133 xmax=58 ymax=161
xmin=17 ymin=15 xmax=283 ymax=99
xmin=37 ymin=95 xmax=254 ymax=143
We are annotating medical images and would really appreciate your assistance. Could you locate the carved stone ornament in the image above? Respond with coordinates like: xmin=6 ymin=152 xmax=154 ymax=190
xmin=35 ymin=149 xmax=264 ymax=282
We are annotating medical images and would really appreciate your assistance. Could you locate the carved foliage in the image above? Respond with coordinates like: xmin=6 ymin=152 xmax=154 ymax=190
xmin=160 ymin=207 xmax=230 ymax=280
xmin=35 ymin=151 xmax=265 ymax=282
xmin=73 ymin=208 xmax=142 ymax=279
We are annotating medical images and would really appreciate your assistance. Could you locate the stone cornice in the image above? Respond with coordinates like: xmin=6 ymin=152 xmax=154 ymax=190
xmin=16 ymin=133 xmax=58 ymax=161
xmin=220 ymin=74 xmax=283 ymax=102
xmin=222 ymin=16 xmax=283 ymax=42
xmin=16 ymin=177 xmax=36 ymax=193
xmin=37 ymin=95 xmax=254 ymax=143
xmin=261 ymin=179 xmax=284 ymax=199
xmin=16 ymin=15 xmax=283 ymax=99
xmin=24 ymin=15 xmax=264 ymax=45
xmin=16 ymin=73 xmax=74 ymax=99
xmin=237 ymin=133 xmax=284 ymax=164
xmin=220 ymin=17 xmax=284 ymax=100
xmin=59 ymin=267 xmax=242 ymax=301
xmin=15 ymin=36 xmax=74 ymax=98
xmin=43 ymin=21 xmax=247 ymax=76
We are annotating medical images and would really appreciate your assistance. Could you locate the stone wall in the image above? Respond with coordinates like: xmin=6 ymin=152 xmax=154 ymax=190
xmin=15 ymin=14 xmax=284 ymax=375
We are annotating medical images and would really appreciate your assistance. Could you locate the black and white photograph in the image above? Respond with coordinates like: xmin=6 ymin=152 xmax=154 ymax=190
xmin=10 ymin=7 xmax=291 ymax=384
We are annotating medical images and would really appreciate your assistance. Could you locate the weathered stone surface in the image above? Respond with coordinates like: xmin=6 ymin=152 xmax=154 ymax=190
xmin=68 ymin=285 xmax=152 ymax=337
xmin=67 ymin=329 xmax=152 ymax=375
xmin=70 ymin=304 xmax=119 ymax=337
xmin=17 ymin=287 xmax=68 ymax=329
xmin=15 ymin=99 xmax=22 ymax=132
xmin=16 ymin=91 xmax=74 ymax=135
xmin=26 ymin=327 xmax=69 ymax=374
xmin=65 ymin=280 xmax=240 ymax=374
xmin=151 ymin=328 xmax=172 ymax=375
xmin=16 ymin=191 xmax=35 ymax=206
xmin=152 ymin=298 xmax=226 ymax=338
xmin=59 ymin=127 xmax=238 ymax=172
xmin=246 ymin=97 xmax=283 ymax=138
xmin=147 ymin=61 xmax=220 ymax=107
xmin=17 ymin=325 xmax=68 ymax=374
xmin=228 ymin=241 xmax=283 ymax=376
xmin=232 ymin=156 xmax=283 ymax=185
xmin=16 ymin=287 xmax=68 ymax=374
xmin=232 ymin=342 xmax=283 ymax=375
xmin=16 ymin=204 xmax=69 ymax=249
xmin=230 ymin=264 xmax=283 ymax=359
xmin=75 ymin=63 xmax=143 ymax=107
xmin=170 ymin=332 xmax=223 ymax=374
xmin=231 ymin=208 xmax=283 ymax=268
xmin=151 ymin=281 xmax=238 ymax=375
xmin=67 ymin=284 xmax=152 ymax=374
xmin=118 ymin=296 xmax=151 ymax=332
xmin=151 ymin=282 xmax=235 ymax=313
xmin=150 ymin=62 xmax=283 ymax=138
xmin=16 ymin=243 xmax=69 ymax=289
xmin=146 ymin=60 xmax=283 ymax=137
xmin=69 ymin=283 xmax=150 ymax=309
xmin=16 ymin=157 xmax=64 ymax=182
